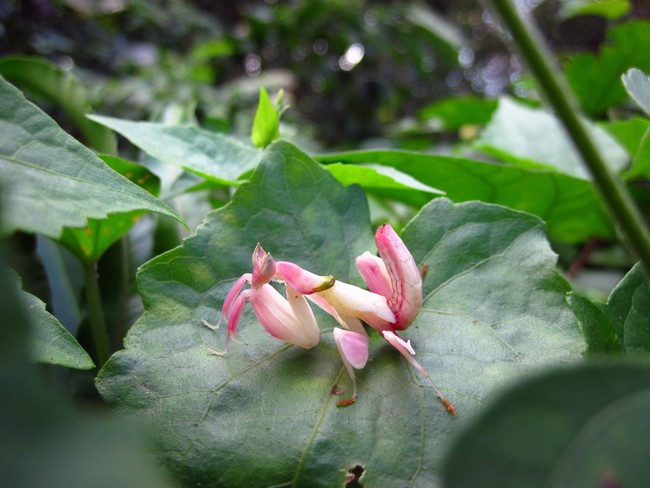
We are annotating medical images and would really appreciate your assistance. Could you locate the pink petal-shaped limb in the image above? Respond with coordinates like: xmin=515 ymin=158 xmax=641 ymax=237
xmin=375 ymin=224 xmax=423 ymax=330
xmin=305 ymin=293 xmax=365 ymax=335
xmin=382 ymin=330 xmax=456 ymax=415
xmin=251 ymin=243 xmax=276 ymax=288
xmin=250 ymin=283 xmax=320 ymax=349
xmin=356 ymin=251 xmax=392 ymax=299
xmin=225 ymin=289 xmax=251 ymax=352
xmin=222 ymin=273 xmax=252 ymax=319
xmin=333 ymin=328 xmax=369 ymax=406
xmin=316 ymin=281 xmax=396 ymax=332
xmin=275 ymin=261 xmax=335 ymax=294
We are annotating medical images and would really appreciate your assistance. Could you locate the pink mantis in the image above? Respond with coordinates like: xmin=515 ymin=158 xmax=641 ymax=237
xmin=218 ymin=224 xmax=456 ymax=414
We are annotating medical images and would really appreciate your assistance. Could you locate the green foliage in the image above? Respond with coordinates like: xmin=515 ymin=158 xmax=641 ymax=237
xmin=0 ymin=56 xmax=117 ymax=154
xmin=251 ymin=87 xmax=281 ymax=148
xmin=4 ymin=3 xmax=650 ymax=487
xmin=0 ymin=262 xmax=173 ymax=488
xmin=417 ymin=96 xmax=498 ymax=131
xmin=622 ymin=68 xmax=650 ymax=118
xmin=441 ymin=362 xmax=650 ymax=488
xmin=567 ymin=293 xmax=622 ymax=356
xmin=59 ymin=155 xmax=161 ymax=263
xmin=97 ymin=141 xmax=582 ymax=486
xmin=324 ymin=162 xmax=443 ymax=208
xmin=0 ymin=77 xmax=182 ymax=242
xmin=10 ymin=267 xmax=94 ymax=369
xmin=89 ymin=114 xmax=260 ymax=185
xmin=606 ymin=264 xmax=650 ymax=355
xmin=476 ymin=97 xmax=627 ymax=179
xmin=565 ymin=21 xmax=650 ymax=117
xmin=569 ymin=263 xmax=650 ymax=356
xmin=558 ymin=0 xmax=631 ymax=20
xmin=317 ymin=150 xmax=613 ymax=243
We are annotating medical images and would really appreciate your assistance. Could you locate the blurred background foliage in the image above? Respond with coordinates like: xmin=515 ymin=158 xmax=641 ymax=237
xmin=3 ymin=0 xmax=646 ymax=149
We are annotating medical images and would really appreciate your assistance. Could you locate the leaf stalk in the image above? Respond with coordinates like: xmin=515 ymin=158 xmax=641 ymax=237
xmin=83 ymin=261 xmax=111 ymax=365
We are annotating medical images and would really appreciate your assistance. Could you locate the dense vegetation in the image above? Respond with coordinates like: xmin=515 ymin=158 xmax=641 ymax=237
xmin=3 ymin=1 xmax=650 ymax=487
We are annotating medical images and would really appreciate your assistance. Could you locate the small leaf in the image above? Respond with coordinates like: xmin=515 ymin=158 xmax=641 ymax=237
xmin=89 ymin=114 xmax=261 ymax=185
xmin=622 ymin=68 xmax=650 ymax=118
xmin=418 ymin=96 xmax=498 ymax=131
xmin=602 ymin=117 xmax=650 ymax=180
xmin=97 ymin=141 xmax=582 ymax=487
xmin=441 ymin=362 xmax=650 ymax=488
xmin=0 ymin=77 xmax=184 ymax=239
xmin=325 ymin=162 xmax=443 ymax=207
xmin=606 ymin=263 xmax=650 ymax=355
xmin=567 ymin=293 xmax=622 ymax=356
xmin=0 ymin=56 xmax=117 ymax=154
xmin=476 ymin=97 xmax=628 ymax=180
xmin=565 ymin=21 xmax=650 ymax=117
xmin=251 ymin=87 xmax=281 ymax=148
xmin=316 ymin=149 xmax=614 ymax=243
xmin=559 ymin=0 xmax=631 ymax=20
xmin=9 ymin=267 xmax=93 ymax=369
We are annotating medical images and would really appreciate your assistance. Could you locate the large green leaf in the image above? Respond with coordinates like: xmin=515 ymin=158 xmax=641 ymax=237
xmin=89 ymin=114 xmax=260 ymax=185
xmin=97 ymin=141 xmax=582 ymax=487
xmin=0 ymin=56 xmax=117 ymax=154
xmin=441 ymin=362 xmax=650 ymax=488
xmin=10 ymin=267 xmax=94 ymax=369
xmin=565 ymin=21 xmax=650 ymax=117
xmin=0 ymin=77 xmax=182 ymax=239
xmin=476 ymin=97 xmax=627 ymax=179
xmin=316 ymin=150 xmax=613 ymax=243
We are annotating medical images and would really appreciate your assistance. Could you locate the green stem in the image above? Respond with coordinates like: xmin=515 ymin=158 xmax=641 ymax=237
xmin=487 ymin=0 xmax=650 ymax=275
xmin=83 ymin=261 xmax=111 ymax=365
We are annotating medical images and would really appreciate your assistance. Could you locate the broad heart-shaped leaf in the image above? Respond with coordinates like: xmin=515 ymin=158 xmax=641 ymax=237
xmin=0 ymin=56 xmax=117 ymax=154
xmin=316 ymin=150 xmax=613 ymax=243
xmin=0 ymin=77 xmax=183 ymax=239
xmin=476 ymin=97 xmax=627 ymax=180
xmin=10 ymin=267 xmax=94 ymax=369
xmin=97 ymin=140 xmax=583 ymax=487
xmin=441 ymin=362 xmax=650 ymax=488
xmin=88 ymin=114 xmax=261 ymax=185
xmin=565 ymin=21 xmax=650 ymax=117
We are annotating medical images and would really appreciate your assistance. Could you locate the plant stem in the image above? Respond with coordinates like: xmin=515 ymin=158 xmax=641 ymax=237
xmin=83 ymin=261 xmax=111 ymax=365
xmin=486 ymin=0 xmax=650 ymax=275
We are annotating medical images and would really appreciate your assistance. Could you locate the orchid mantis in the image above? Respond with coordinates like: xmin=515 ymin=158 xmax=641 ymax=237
xmin=218 ymin=224 xmax=456 ymax=414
